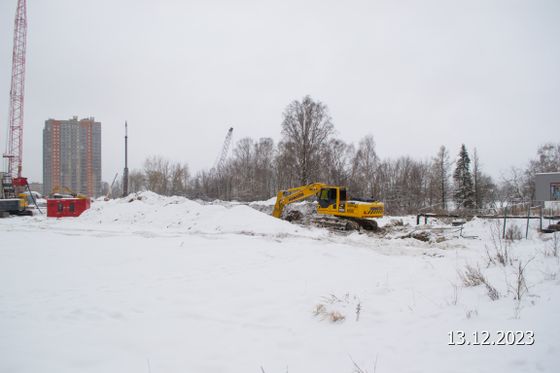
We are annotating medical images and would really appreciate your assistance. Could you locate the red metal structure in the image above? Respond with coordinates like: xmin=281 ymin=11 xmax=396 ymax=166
xmin=4 ymin=0 xmax=27 ymax=180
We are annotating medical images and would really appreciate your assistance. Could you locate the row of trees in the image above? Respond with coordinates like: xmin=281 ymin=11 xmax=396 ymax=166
xmin=108 ymin=96 xmax=558 ymax=214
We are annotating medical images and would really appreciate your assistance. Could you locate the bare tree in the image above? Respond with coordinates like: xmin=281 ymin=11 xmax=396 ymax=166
xmin=529 ymin=143 xmax=560 ymax=173
xmin=321 ymin=138 xmax=354 ymax=187
xmin=253 ymin=137 xmax=276 ymax=199
xmin=128 ymin=169 xmax=145 ymax=193
xmin=275 ymin=140 xmax=299 ymax=190
xmin=472 ymin=148 xmax=495 ymax=209
xmin=170 ymin=163 xmax=189 ymax=196
xmin=501 ymin=167 xmax=530 ymax=203
xmin=230 ymin=137 xmax=255 ymax=201
xmin=144 ymin=156 xmax=170 ymax=195
xmin=433 ymin=145 xmax=451 ymax=210
xmin=351 ymin=135 xmax=378 ymax=198
xmin=280 ymin=95 xmax=334 ymax=185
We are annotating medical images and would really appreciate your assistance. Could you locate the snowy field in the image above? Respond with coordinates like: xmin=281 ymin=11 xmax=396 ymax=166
xmin=1 ymin=192 xmax=559 ymax=373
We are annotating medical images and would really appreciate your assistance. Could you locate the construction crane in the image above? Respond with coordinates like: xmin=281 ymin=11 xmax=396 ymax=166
xmin=213 ymin=127 xmax=233 ymax=174
xmin=3 ymin=0 xmax=27 ymax=182
xmin=1 ymin=0 xmax=33 ymax=216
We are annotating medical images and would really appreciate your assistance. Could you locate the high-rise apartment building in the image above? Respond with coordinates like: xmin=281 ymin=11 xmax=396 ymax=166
xmin=43 ymin=116 xmax=101 ymax=197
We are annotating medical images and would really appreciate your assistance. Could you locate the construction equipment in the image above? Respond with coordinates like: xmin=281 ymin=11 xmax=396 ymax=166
xmin=3 ymin=0 xmax=27 ymax=179
xmin=49 ymin=185 xmax=89 ymax=199
xmin=213 ymin=127 xmax=233 ymax=175
xmin=272 ymin=183 xmax=384 ymax=231
xmin=1 ymin=1 xmax=32 ymax=217
xmin=105 ymin=172 xmax=119 ymax=200
xmin=0 ymin=172 xmax=32 ymax=216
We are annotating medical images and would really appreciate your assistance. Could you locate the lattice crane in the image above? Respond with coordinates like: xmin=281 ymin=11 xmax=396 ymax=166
xmin=3 ymin=0 xmax=28 ymax=187
xmin=213 ymin=127 xmax=233 ymax=174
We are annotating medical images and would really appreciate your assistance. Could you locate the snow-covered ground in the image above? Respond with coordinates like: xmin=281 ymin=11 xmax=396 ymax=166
xmin=1 ymin=192 xmax=559 ymax=373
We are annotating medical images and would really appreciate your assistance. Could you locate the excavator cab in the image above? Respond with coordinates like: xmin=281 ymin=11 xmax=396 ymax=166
xmin=318 ymin=188 xmax=337 ymax=208
xmin=317 ymin=187 xmax=347 ymax=213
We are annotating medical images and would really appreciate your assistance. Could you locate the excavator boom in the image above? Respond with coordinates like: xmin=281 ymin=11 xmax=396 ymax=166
xmin=272 ymin=183 xmax=326 ymax=218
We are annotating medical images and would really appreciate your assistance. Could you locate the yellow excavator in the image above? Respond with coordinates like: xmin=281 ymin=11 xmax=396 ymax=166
xmin=272 ymin=183 xmax=384 ymax=231
xmin=49 ymin=185 xmax=89 ymax=199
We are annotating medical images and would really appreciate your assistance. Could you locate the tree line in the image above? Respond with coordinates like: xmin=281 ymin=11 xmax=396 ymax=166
xmin=106 ymin=96 xmax=559 ymax=215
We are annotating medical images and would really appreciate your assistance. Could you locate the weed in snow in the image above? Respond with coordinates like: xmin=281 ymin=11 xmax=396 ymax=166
xmin=486 ymin=220 xmax=511 ymax=266
xmin=458 ymin=264 xmax=500 ymax=301
xmin=313 ymin=293 xmax=361 ymax=323
xmin=543 ymin=232 xmax=559 ymax=259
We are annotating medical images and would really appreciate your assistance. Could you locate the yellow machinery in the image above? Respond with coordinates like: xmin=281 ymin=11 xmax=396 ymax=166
xmin=272 ymin=183 xmax=384 ymax=230
xmin=50 ymin=185 xmax=88 ymax=199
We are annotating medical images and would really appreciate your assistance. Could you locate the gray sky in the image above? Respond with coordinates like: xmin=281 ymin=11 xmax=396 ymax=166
xmin=1 ymin=0 xmax=558 ymax=184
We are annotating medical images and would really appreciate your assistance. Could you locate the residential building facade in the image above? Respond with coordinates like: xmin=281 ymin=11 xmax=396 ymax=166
xmin=43 ymin=116 xmax=101 ymax=197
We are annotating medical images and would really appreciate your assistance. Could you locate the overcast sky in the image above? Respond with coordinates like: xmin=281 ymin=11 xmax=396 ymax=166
xmin=1 ymin=0 xmax=558 ymax=184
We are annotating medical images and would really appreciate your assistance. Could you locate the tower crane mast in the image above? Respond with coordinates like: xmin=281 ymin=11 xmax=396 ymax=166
xmin=3 ymin=0 xmax=27 ymax=182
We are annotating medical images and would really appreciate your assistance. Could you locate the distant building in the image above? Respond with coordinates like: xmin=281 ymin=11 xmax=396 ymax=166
xmin=535 ymin=172 xmax=560 ymax=202
xmin=43 ymin=116 xmax=102 ymax=197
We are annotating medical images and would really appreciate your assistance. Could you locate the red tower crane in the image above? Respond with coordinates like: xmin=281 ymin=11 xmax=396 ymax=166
xmin=3 ymin=0 xmax=27 ymax=187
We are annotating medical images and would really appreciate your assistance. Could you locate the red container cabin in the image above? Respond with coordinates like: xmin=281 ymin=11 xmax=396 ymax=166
xmin=47 ymin=198 xmax=90 ymax=217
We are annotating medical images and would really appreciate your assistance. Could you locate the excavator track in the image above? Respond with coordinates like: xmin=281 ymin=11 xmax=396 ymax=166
xmin=311 ymin=215 xmax=378 ymax=232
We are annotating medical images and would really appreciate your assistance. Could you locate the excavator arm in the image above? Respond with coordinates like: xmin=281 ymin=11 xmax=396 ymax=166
xmin=272 ymin=183 xmax=326 ymax=218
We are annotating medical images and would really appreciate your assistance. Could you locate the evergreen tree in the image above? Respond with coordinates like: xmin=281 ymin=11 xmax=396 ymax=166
xmin=453 ymin=144 xmax=475 ymax=209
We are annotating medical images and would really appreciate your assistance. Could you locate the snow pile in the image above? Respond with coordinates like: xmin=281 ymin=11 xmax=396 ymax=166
xmin=77 ymin=191 xmax=312 ymax=236
xmin=249 ymin=196 xmax=277 ymax=206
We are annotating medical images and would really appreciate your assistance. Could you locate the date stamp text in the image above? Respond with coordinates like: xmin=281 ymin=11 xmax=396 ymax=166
xmin=448 ymin=330 xmax=535 ymax=346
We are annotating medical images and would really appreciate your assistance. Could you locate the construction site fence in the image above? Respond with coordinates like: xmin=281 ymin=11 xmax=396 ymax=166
xmin=415 ymin=202 xmax=560 ymax=239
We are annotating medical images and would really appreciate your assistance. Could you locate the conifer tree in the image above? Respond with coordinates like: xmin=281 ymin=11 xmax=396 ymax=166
xmin=453 ymin=144 xmax=475 ymax=209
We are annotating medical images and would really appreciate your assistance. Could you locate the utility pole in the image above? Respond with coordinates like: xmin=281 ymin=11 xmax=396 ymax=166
xmin=122 ymin=121 xmax=129 ymax=196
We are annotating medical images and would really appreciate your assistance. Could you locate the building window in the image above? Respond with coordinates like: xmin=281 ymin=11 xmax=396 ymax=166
xmin=551 ymin=183 xmax=560 ymax=201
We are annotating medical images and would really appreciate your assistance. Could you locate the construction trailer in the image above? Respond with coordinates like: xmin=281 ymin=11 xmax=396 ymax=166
xmin=47 ymin=198 xmax=90 ymax=218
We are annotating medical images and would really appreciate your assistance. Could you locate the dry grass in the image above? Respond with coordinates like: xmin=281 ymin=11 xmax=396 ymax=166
xmin=459 ymin=264 xmax=500 ymax=301
xmin=313 ymin=293 xmax=361 ymax=323
xmin=511 ymin=260 xmax=531 ymax=301
xmin=328 ymin=311 xmax=346 ymax=322
xmin=505 ymin=225 xmax=523 ymax=241
xmin=459 ymin=265 xmax=486 ymax=287
xmin=486 ymin=220 xmax=511 ymax=266
xmin=313 ymin=304 xmax=346 ymax=323
xmin=544 ymin=232 xmax=559 ymax=258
